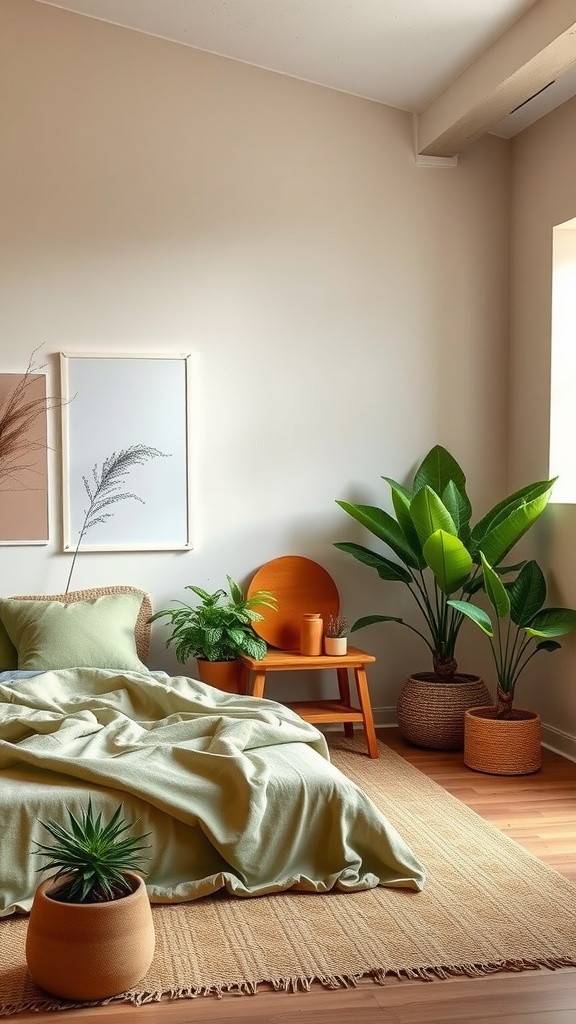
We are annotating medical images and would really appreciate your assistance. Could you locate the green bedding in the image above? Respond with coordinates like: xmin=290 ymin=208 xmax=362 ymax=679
xmin=0 ymin=668 xmax=425 ymax=916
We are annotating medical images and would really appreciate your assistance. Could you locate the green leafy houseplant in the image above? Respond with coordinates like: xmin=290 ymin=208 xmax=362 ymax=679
xmin=26 ymin=800 xmax=155 ymax=1001
xmin=448 ymin=555 xmax=576 ymax=719
xmin=150 ymin=576 xmax=278 ymax=664
xmin=335 ymin=445 xmax=556 ymax=682
xmin=33 ymin=799 xmax=151 ymax=903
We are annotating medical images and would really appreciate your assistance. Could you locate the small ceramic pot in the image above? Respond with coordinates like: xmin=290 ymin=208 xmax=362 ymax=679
xmin=324 ymin=636 xmax=347 ymax=656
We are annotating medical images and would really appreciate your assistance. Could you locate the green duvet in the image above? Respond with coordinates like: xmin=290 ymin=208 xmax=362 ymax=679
xmin=0 ymin=669 xmax=425 ymax=915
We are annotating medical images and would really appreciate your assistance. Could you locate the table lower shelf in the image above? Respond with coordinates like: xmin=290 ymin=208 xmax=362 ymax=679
xmin=286 ymin=700 xmax=364 ymax=725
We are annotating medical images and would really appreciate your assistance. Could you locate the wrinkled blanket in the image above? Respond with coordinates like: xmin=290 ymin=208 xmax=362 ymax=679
xmin=0 ymin=668 xmax=425 ymax=915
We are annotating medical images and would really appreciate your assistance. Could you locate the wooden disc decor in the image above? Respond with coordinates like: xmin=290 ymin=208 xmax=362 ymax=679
xmin=247 ymin=555 xmax=340 ymax=651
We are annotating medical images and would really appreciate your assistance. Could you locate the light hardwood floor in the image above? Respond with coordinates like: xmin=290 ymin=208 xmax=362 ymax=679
xmin=12 ymin=728 xmax=576 ymax=1024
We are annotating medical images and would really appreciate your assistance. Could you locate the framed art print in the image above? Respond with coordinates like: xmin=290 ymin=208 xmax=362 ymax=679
xmin=60 ymin=353 xmax=192 ymax=551
xmin=0 ymin=372 xmax=48 ymax=545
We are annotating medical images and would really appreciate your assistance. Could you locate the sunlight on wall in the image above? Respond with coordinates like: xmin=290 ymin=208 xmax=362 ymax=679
xmin=549 ymin=218 xmax=576 ymax=503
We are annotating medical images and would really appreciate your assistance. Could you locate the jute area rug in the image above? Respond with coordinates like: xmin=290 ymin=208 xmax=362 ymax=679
xmin=2 ymin=737 xmax=576 ymax=1016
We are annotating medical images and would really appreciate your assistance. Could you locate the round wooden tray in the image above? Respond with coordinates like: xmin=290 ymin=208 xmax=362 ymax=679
xmin=247 ymin=555 xmax=340 ymax=651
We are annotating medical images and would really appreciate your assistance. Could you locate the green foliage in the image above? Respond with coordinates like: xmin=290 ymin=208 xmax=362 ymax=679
xmin=33 ymin=799 xmax=151 ymax=904
xmin=335 ymin=445 xmax=556 ymax=680
xmin=150 ymin=576 xmax=278 ymax=663
xmin=448 ymin=555 xmax=576 ymax=717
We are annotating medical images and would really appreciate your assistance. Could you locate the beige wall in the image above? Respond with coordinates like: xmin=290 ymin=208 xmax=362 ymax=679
xmin=510 ymin=96 xmax=576 ymax=754
xmin=0 ymin=0 xmax=510 ymax=712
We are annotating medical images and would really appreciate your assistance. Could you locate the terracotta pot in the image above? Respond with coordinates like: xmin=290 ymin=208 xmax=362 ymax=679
xmin=26 ymin=871 xmax=155 ymax=1001
xmin=324 ymin=636 xmax=347 ymax=656
xmin=196 ymin=658 xmax=242 ymax=692
xmin=464 ymin=705 xmax=542 ymax=775
xmin=396 ymin=672 xmax=492 ymax=751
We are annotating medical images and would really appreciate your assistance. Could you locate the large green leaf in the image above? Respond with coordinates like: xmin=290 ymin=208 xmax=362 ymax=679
xmin=469 ymin=479 xmax=556 ymax=561
xmin=334 ymin=542 xmax=413 ymax=583
xmin=507 ymin=560 xmax=546 ymax=626
xmin=447 ymin=599 xmax=494 ymax=636
xmin=412 ymin=445 xmax=468 ymax=500
xmin=336 ymin=501 xmax=421 ymax=569
xmin=350 ymin=614 xmax=404 ymax=632
xmin=410 ymin=486 xmax=458 ymax=548
xmin=525 ymin=608 xmax=576 ymax=638
xmin=384 ymin=477 xmax=426 ymax=568
xmin=422 ymin=530 xmax=473 ymax=594
xmin=440 ymin=479 xmax=471 ymax=541
xmin=480 ymin=552 xmax=510 ymax=619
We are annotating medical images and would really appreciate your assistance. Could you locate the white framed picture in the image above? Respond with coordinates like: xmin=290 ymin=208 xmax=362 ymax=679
xmin=60 ymin=353 xmax=192 ymax=552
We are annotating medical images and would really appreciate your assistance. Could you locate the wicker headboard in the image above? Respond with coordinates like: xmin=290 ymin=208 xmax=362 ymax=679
xmin=10 ymin=585 xmax=153 ymax=665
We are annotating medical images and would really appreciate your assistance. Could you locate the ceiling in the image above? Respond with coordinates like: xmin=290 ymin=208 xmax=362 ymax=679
xmin=34 ymin=0 xmax=576 ymax=152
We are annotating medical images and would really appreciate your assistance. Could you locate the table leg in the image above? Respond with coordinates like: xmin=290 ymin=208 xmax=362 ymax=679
xmin=354 ymin=666 xmax=378 ymax=758
xmin=252 ymin=670 xmax=267 ymax=699
xmin=337 ymin=667 xmax=354 ymax=738
xmin=238 ymin=663 xmax=251 ymax=696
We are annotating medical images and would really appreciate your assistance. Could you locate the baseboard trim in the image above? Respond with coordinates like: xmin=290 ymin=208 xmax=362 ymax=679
xmin=541 ymin=723 xmax=576 ymax=763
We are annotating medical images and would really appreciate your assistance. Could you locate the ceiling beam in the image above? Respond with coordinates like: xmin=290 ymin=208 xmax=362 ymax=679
xmin=415 ymin=0 xmax=576 ymax=158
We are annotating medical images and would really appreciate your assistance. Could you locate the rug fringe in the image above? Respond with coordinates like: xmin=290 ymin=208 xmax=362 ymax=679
xmin=3 ymin=959 xmax=576 ymax=1016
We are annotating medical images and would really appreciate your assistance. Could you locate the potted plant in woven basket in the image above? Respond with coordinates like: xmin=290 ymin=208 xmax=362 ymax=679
xmin=26 ymin=799 xmax=154 ymax=1001
xmin=335 ymin=445 xmax=557 ymax=751
xmin=150 ymin=576 xmax=278 ymax=692
xmin=448 ymin=555 xmax=576 ymax=774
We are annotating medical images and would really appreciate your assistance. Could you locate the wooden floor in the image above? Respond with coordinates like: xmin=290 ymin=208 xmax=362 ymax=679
xmin=12 ymin=728 xmax=576 ymax=1024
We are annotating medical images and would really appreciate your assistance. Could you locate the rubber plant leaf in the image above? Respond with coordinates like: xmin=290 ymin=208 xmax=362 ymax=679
xmin=422 ymin=530 xmax=473 ymax=595
xmin=525 ymin=607 xmax=576 ymax=638
xmin=480 ymin=552 xmax=510 ymax=619
xmin=334 ymin=542 xmax=413 ymax=583
xmin=351 ymin=614 xmax=404 ymax=633
xmin=335 ymin=501 xmax=421 ymax=569
xmin=409 ymin=486 xmax=458 ymax=548
xmin=507 ymin=559 xmax=546 ymax=627
xmin=446 ymin=599 xmax=494 ymax=636
xmin=441 ymin=479 xmax=471 ymax=543
xmin=412 ymin=445 xmax=469 ymax=509
xmin=469 ymin=479 xmax=556 ymax=563
xmin=383 ymin=477 xmax=426 ymax=569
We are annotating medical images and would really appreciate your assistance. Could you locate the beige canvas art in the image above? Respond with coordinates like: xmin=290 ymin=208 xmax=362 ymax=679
xmin=0 ymin=373 xmax=48 ymax=544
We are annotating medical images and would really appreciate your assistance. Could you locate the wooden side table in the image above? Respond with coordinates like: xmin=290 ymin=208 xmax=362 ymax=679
xmin=238 ymin=645 xmax=379 ymax=758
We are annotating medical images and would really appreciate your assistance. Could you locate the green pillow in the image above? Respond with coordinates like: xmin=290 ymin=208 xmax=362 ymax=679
xmin=0 ymin=593 xmax=148 ymax=672
xmin=0 ymin=618 xmax=17 ymax=671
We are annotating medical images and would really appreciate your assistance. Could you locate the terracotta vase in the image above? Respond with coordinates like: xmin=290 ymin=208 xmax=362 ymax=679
xmin=25 ymin=872 xmax=155 ymax=1001
xmin=300 ymin=613 xmax=323 ymax=655
xmin=196 ymin=658 xmax=242 ymax=692
xmin=464 ymin=705 xmax=542 ymax=775
xmin=396 ymin=672 xmax=492 ymax=751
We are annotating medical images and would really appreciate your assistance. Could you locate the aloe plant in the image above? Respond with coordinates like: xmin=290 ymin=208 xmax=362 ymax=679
xmin=33 ymin=799 xmax=151 ymax=904
xmin=150 ymin=576 xmax=278 ymax=663
xmin=448 ymin=555 xmax=576 ymax=718
xmin=335 ymin=445 xmax=556 ymax=681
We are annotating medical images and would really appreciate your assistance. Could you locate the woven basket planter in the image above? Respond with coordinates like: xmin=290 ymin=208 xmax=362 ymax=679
xmin=464 ymin=706 xmax=542 ymax=775
xmin=396 ymin=673 xmax=491 ymax=751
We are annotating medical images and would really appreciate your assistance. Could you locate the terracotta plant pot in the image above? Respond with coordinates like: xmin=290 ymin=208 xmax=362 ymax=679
xmin=26 ymin=871 xmax=155 ymax=1001
xmin=396 ymin=672 xmax=492 ymax=751
xmin=464 ymin=705 xmax=542 ymax=775
xmin=196 ymin=658 xmax=242 ymax=693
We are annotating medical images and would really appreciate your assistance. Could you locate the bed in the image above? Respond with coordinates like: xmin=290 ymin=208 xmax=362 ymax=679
xmin=0 ymin=586 xmax=425 ymax=917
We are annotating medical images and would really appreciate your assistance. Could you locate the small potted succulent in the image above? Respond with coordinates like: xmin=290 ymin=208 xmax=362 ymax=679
xmin=26 ymin=799 xmax=154 ymax=1001
xmin=150 ymin=576 xmax=278 ymax=692
xmin=324 ymin=614 xmax=349 ymax=656
xmin=448 ymin=555 xmax=576 ymax=774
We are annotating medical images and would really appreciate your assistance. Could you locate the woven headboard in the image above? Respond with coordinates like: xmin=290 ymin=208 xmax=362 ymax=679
xmin=10 ymin=585 xmax=153 ymax=665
